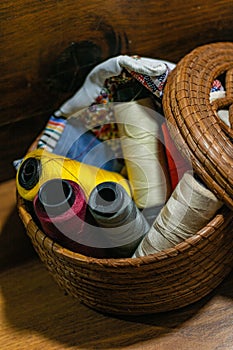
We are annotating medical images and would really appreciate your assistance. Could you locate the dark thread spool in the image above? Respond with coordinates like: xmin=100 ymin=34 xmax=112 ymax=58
xmin=18 ymin=157 xmax=42 ymax=190
xmin=90 ymin=182 xmax=125 ymax=218
xmin=88 ymin=182 xmax=149 ymax=258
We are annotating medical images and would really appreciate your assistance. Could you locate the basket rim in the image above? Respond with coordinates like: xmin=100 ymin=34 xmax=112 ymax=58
xmin=17 ymin=189 xmax=232 ymax=267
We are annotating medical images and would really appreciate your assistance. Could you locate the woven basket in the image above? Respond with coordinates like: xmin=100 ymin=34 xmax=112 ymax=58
xmin=17 ymin=42 xmax=233 ymax=315
xmin=163 ymin=42 xmax=233 ymax=210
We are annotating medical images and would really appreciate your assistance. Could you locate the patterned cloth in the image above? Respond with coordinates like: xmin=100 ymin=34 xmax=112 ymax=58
xmin=53 ymin=117 xmax=123 ymax=172
xmin=37 ymin=56 xmax=175 ymax=154
xmin=71 ymin=100 xmax=122 ymax=158
xmin=36 ymin=60 xmax=228 ymax=159
xmin=211 ymin=79 xmax=224 ymax=92
xmin=75 ymin=64 xmax=171 ymax=154
xmin=37 ymin=115 xmax=67 ymax=152
xmin=127 ymin=64 xmax=170 ymax=98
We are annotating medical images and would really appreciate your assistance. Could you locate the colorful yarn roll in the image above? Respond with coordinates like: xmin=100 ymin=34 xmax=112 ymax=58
xmin=133 ymin=171 xmax=223 ymax=257
xmin=114 ymin=97 xmax=171 ymax=208
xmin=16 ymin=149 xmax=131 ymax=201
xmin=88 ymin=181 xmax=149 ymax=258
xmin=161 ymin=122 xmax=191 ymax=191
xmin=53 ymin=116 xmax=123 ymax=172
xmin=33 ymin=179 xmax=105 ymax=257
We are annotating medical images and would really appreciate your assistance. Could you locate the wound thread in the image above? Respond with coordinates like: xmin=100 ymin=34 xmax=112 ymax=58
xmin=16 ymin=149 xmax=131 ymax=201
xmin=133 ymin=171 xmax=223 ymax=257
xmin=88 ymin=181 xmax=150 ymax=258
xmin=33 ymin=179 xmax=106 ymax=257
xmin=114 ymin=97 xmax=171 ymax=208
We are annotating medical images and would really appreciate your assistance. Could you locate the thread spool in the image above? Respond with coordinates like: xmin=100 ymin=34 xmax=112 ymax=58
xmin=88 ymin=181 xmax=150 ymax=258
xmin=161 ymin=122 xmax=191 ymax=191
xmin=33 ymin=179 xmax=107 ymax=257
xmin=114 ymin=97 xmax=171 ymax=208
xmin=141 ymin=205 xmax=164 ymax=226
xmin=133 ymin=171 xmax=223 ymax=257
xmin=38 ymin=178 xmax=75 ymax=216
xmin=16 ymin=149 xmax=131 ymax=201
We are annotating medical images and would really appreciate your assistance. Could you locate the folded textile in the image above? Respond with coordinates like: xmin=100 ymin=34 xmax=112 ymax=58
xmin=53 ymin=116 xmax=123 ymax=172
xmin=35 ymin=55 xmax=175 ymax=155
xmin=210 ymin=82 xmax=230 ymax=127
xmin=54 ymin=55 xmax=176 ymax=117
xmin=37 ymin=115 xmax=67 ymax=152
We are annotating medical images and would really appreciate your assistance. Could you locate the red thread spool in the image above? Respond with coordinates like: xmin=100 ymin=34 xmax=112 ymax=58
xmin=33 ymin=178 xmax=105 ymax=257
xmin=161 ymin=122 xmax=191 ymax=190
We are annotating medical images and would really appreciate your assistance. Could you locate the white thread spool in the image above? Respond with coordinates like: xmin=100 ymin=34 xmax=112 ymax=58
xmin=133 ymin=171 xmax=223 ymax=257
xmin=114 ymin=97 xmax=171 ymax=209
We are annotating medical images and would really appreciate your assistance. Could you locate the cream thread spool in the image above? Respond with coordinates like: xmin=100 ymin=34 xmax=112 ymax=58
xmin=133 ymin=171 xmax=223 ymax=257
xmin=114 ymin=97 xmax=171 ymax=209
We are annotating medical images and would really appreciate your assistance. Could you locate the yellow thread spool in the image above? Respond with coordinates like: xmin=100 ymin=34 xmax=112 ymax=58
xmin=16 ymin=149 xmax=131 ymax=201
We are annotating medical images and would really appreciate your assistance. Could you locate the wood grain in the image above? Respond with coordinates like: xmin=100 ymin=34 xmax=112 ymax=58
xmin=1 ymin=0 xmax=233 ymax=180
xmin=1 ymin=258 xmax=233 ymax=349
xmin=0 ymin=179 xmax=35 ymax=270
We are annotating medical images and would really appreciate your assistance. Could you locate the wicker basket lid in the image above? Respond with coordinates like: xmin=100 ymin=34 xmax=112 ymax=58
xmin=163 ymin=42 xmax=233 ymax=210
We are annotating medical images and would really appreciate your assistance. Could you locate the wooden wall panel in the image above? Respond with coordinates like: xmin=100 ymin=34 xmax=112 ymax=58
xmin=1 ymin=0 xmax=233 ymax=180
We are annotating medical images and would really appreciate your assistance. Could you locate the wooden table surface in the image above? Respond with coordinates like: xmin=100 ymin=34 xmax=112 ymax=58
xmin=1 ymin=179 xmax=233 ymax=350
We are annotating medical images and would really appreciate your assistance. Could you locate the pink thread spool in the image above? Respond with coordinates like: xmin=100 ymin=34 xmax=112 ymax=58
xmin=33 ymin=178 xmax=105 ymax=257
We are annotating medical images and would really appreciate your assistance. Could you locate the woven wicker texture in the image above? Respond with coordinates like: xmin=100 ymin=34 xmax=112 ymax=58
xmin=17 ymin=195 xmax=233 ymax=315
xmin=163 ymin=42 xmax=233 ymax=210
xmin=17 ymin=42 xmax=233 ymax=315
